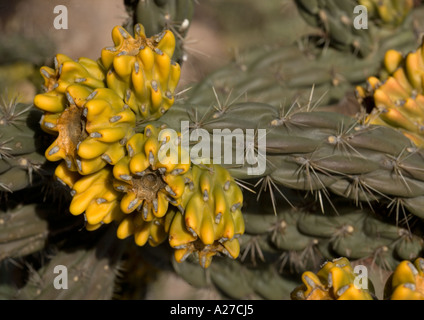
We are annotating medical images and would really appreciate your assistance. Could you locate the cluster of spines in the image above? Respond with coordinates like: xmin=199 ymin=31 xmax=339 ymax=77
xmin=159 ymin=101 xmax=424 ymax=222
xmin=240 ymin=201 xmax=423 ymax=273
xmin=14 ymin=227 xmax=125 ymax=300
xmin=0 ymin=98 xmax=47 ymax=192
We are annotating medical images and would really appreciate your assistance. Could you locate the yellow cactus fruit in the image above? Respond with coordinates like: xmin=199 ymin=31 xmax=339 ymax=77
xmin=384 ymin=49 xmax=404 ymax=74
xmin=291 ymin=257 xmax=374 ymax=300
xmin=385 ymin=258 xmax=424 ymax=300
xmin=54 ymin=160 xmax=81 ymax=188
xmin=166 ymin=164 xmax=245 ymax=268
xmin=34 ymin=54 xmax=106 ymax=115
xmin=357 ymin=40 xmax=424 ymax=148
xmin=100 ymin=24 xmax=181 ymax=121
xmin=165 ymin=210 xmax=240 ymax=269
xmin=68 ymin=168 xmax=124 ymax=227
xmin=358 ymin=0 xmax=413 ymax=27
xmin=116 ymin=213 xmax=167 ymax=247
xmin=39 ymin=85 xmax=136 ymax=175
xmin=112 ymin=124 xmax=190 ymax=243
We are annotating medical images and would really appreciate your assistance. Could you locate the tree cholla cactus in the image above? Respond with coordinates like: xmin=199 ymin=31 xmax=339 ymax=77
xmin=1 ymin=0 xmax=424 ymax=300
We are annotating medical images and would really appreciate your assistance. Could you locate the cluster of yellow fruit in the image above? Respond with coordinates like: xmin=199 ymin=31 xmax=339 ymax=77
xmin=166 ymin=164 xmax=245 ymax=268
xmin=356 ymin=40 xmax=424 ymax=148
xmin=291 ymin=257 xmax=424 ymax=300
xmin=291 ymin=257 xmax=375 ymax=300
xmin=101 ymin=24 xmax=180 ymax=121
xmin=33 ymin=24 xmax=244 ymax=268
xmin=358 ymin=0 xmax=413 ymax=27
xmin=385 ymin=258 xmax=424 ymax=300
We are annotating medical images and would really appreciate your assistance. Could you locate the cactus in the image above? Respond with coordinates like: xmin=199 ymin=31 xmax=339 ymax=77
xmin=2 ymin=0 xmax=424 ymax=301
xmin=171 ymin=193 xmax=424 ymax=299
xmin=186 ymin=0 xmax=418 ymax=111
xmin=155 ymin=99 xmax=424 ymax=296
xmin=294 ymin=0 xmax=414 ymax=57
xmin=0 ymin=204 xmax=49 ymax=261
xmin=172 ymin=255 xmax=301 ymax=300
xmin=240 ymin=197 xmax=423 ymax=273
xmin=186 ymin=30 xmax=417 ymax=111
xmin=15 ymin=226 xmax=126 ymax=300
xmin=157 ymin=101 xmax=424 ymax=222
xmin=0 ymin=98 xmax=49 ymax=192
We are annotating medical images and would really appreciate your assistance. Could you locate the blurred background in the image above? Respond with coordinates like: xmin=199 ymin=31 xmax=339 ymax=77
xmin=0 ymin=0 xmax=317 ymax=103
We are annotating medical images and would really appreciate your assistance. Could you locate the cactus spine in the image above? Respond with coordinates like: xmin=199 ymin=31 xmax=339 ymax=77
xmin=0 ymin=98 xmax=48 ymax=192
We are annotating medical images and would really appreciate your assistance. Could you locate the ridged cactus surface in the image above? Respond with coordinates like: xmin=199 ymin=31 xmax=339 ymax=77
xmin=294 ymin=0 xmax=414 ymax=56
xmin=15 ymin=226 xmax=125 ymax=300
xmin=159 ymin=101 xmax=424 ymax=221
xmin=0 ymin=204 xmax=49 ymax=261
xmin=0 ymin=99 xmax=48 ymax=192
